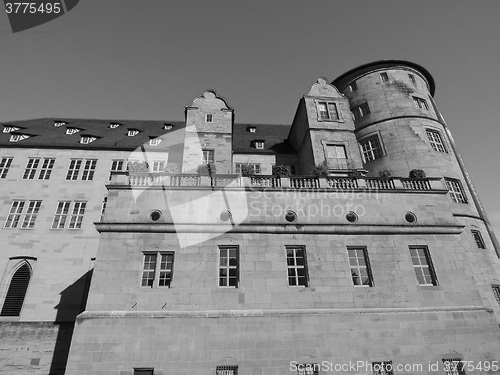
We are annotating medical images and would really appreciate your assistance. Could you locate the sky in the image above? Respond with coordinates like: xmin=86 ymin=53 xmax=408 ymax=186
xmin=1 ymin=0 xmax=499 ymax=237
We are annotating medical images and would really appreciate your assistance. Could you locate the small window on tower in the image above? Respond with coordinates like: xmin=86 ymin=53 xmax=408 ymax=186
xmin=380 ymin=72 xmax=389 ymax=82
xmin=206 ymin=114 xmax=213 ymax=123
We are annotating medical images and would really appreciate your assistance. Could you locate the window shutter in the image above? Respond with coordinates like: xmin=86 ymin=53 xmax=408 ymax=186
xmin=1 ymin=264 xmax=31 ymax=316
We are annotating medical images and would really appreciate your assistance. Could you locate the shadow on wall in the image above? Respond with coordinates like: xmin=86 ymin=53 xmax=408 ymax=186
xmin=49 ymin=269 xmax=93 ymax=375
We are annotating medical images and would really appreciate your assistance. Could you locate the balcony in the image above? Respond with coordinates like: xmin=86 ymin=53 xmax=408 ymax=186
xmin=112 ymin=172 xmax=445 ymax=192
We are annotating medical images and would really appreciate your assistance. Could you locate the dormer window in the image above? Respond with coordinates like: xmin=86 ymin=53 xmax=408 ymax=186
xmin=316 ymin=101 xmax=339 ymax=121
xmin=254 ymin=140 xmax=265 ymax=149
xmin=247 ymin=126 xmax=256 ymax=133
xmin=66 ymin=128 xmax=81 ymax=135
xmin=206 ymin=114 xmax=213 ymax=123
xmin=3 ymin=126 xmax=20 ymax=133
xmin=149 ymin=138 xmax=161 ymax=146
xmin=80 ymin=136 xmax=97 ymax=144
xmin=9 ymin=134 xmax=30 ymax=142
xmin=163 ymin=124 xmax=173 ymax=130
xmin=109 ymin=122 xmax=121 ymax=129
xmin=54 ymin=121 xmax=67 ymax=127
xmin=128 ymin=129 xmax=139 ymax=137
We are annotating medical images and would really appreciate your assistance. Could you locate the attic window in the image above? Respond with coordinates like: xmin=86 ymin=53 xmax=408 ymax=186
xmin=248 ymin=127 xmax=256 ymax=133
xmin=206 ymin=114 xmax=213 ymax=123
xmin=128 ymin=129 xmax=140 ymax=137
xmin=254 ymin=140 xmax=265 ymax=149
xmin=54 ymin=121 xmax=67 ymax=127
xmin=109 ymin=122 xmax=121 ymax=129
xmin=149 ymin=138 xmax=161 ymax=146
xmin=66 ymin=128 xmax=81 ymax=135
xmin=3 ymin=126 xmax=20 ymax=133
xmin=9 ymin=134 xmax=29 ymax=142
xmin=163 ymin=124 xmax=173 ymax=130
xmin=80 ymin=136 xmax=97 ymax=144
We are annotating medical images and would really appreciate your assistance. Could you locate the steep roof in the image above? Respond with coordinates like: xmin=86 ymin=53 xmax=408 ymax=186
xmin=232 ymin=123 xmax=294 ymax=154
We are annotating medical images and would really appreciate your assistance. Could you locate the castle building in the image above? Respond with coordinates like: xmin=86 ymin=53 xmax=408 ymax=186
xmin=1 ymin=60 xmax=500 ymax=375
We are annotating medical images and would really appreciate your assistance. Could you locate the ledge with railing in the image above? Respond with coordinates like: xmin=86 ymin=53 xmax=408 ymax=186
xmin=111 ymin=172 xmax=445 ymax=192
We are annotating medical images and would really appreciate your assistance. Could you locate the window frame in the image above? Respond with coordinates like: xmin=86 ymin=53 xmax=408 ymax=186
xmin=206 ymin=113 xmax=213 ymax=123
xmin=351 ymin=102 xmax=370 ymax=120
xmin=127 ymin=129 xmax=139 ymax=137
xmin=316 ymin=100 xmax=340 ymax=121
xmin=413 ymin=96 xmax=429 ymax=110
xmin=409 ymin=74 xmax=416 ymax=84
xmin=66 ymin=159 xmax=82 ymax=180
xmin=68 ymin=201 xmax=87 ymax=229
xmin=149 ymin=138 xmax=161 ymax=146
xmin=347 ymin=81 xmax=357 ymax=92
xmin=80 ymin=136 xmax=97 ymax=144
xmin=254 ymin=140 xmax=265 ymax=149
xmin=296 ymin=364 xmax=319 ymax=375
xmin=140 ymin=252 xmax=175 ymax=288
xmin=372 ymin=361 xmax=394 ymax=375
xmin=202 ymin=149 xmax=215 ymax=164
xmin=4 ymin=200 xmax=26 ymax=228
xmin=492 ymin=285 xmax=500 ymax=306
xmin=426 ymin=129 xmax=447 ymax=153
xmin=409 ymin=246 xmax=438 ymax=286
xmin=38 ymin=158 xmax=55 ymax=180
xmin=359 ymin=134 xmax=384 ymax=162
xmin=234 ymin=163 xmax=261 ymax=175
xmin=380 ymin=72 xmax=389 ymax=82
xmin=444 ymin=178 xmax=468 ymax=204
xmin=81 ymin=159 xmax=97 ymax=181
xmin=216 ymin=365 xmax=238 ymax=375
xmin=22 ymin=158 xmax=40 ymax=180
xmin=21 ymin=200 xmax=42 ymax=229
xmin=51 ymin=201 xmax=71 ymax=229
xmin=471 ymin=230 xmax=486 ymax=249
xmin=0 ymin=261 xmax=32 ymax=317
xmin=286 ymin=246 xmax=309 ymax=287
xmin=442 ymin=358 xmax=466 ymax=375
xmin=218 ymin=246 xmax=239 ymax=288
xmin=0 ymin=157 xmax=13 ymax=178
xmin=347 ymin=247 xmax=374 ymax=287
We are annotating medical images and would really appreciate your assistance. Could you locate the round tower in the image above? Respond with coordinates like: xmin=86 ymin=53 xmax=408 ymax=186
xmin=333 ymin=59 xmax=499 ymax=256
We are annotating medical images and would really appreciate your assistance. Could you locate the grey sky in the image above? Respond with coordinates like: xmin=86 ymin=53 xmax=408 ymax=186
xmin=1 ymin=0 xmax=499 ymax=235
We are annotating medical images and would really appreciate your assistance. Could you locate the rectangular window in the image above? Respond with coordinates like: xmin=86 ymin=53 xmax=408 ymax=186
xmin=4 ymin=200 xmax=25 ymax=228
xmin=471 ymin=230 xmax=486 ymax=249
xmin=206 ymin=113 xmax=213 ymax=123
xmin=110 ymin=159 xmax=125 ymax=180
xmin=409 ymin=74 xmax=416 ymax=84
xmin=66 ymin=128 xmax=80 ymax=135
xmin=413 ymin=96 xmax=429 ymax=110
xmin=128 ymin=129 xmax=139 ymax=136
xmin=380 ymin=72 xmax=389 ymax=82
xmin=326 ymin=144 xmax=347 ymax=159
xmin=426 ymin=129 xmax=447 ymax=153
xmin=360 ymin=135 xmax=383 ymax=162
xmin=442 ymin=358 xmax=466 ymax=375
xmin=23 ymin=158 xmax=40 ymax=180
xmin=317 ymin=101 xmax=339 ymax=121
xmin=348 ymin=247 xmax=374 ymax=287
xmin=286 ymin=246 xmax=309 ymax=287
xmin=235 ymin=163 xmax=261 ymax=175
xmin=141 ymin=252 xmax=174 ymax=287
xmin=134 ymin=369 xmax=154 ymax=375
xmin=99 ymin=197 xmax=107 ymax=222
xmin=81 ymin=159 xmax=97 ymax=181
xmin=351 ymin=102 xmax=370 ymax=120
xmin=151 ymin=161 xmax=165 ymax=173
xmin=219 ymin=246 xmax=239 ymax=288
xmin=296 ymin=364 xmax=319 ymax=375
xmin=149 ymin=138 xmax=161 ymax=146
xmin=216 ymin=366 xmax=238 ymax=375
xmin=3 ymin=126 xmax=20 ymax=133
xmin=68 ymin=201 xmax=86 ymax=229
xmin=66 ymin=159 xmax=82 ymax=180
xmin=21 ymin=200 xmax=42 ymax=229
xmin=254 ymin=141 xmax=265 ymax=149
xmin=410 ymin=246 xmax=438 ymax=286
xmin=0 ymin=157 xmax=13 ymax=178
xmin=38 ymin=158 xmax=55 ymax=180
xmin=52 ymin=201 xmax=71 ymax=229
xmin=492 ymin=285 xmax=500 ymax=306
xmin=445 ymin=178 xmax=468 ymax=204
xmin=80 ymin=136 xmax=96 ymax=144
xmin=372 ymin=361 xmax=393 ymax=375
xmin=202 ymin=149 xmax=214 ymax=164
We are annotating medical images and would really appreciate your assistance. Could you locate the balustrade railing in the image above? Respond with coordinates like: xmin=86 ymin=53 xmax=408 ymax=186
xmin=250 ymin=176 xmax=281 ymax=188
xmin=401 ymin=178 xmax=431 ymax=190
xmin=290 ymin=176 xmax=320 ymax=188
xmin=327 ymin=177 xmax=358 ymax=189
xmin=365 ymin=178 xmax=395 ymax=190
xmin=212 ymin=175 xmax=241 ymax=187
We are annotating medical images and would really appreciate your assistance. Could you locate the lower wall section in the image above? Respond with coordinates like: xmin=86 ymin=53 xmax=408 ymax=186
xmin=0 ymin=321 xmax=75 ymax=375
xmin=65 ymin=307 xmax=500 ymax=375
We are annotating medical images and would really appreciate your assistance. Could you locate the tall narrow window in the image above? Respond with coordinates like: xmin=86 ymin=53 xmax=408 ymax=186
xmin=23 ymin=158 xmax=40 ymax=180
xmin=471 ymin=230 xmax=486 ymax=249
xmin=347 ymin=247 xmax=374 ymax=287
xmin=110 ymin=159 xmax=125 ymax=180
xmin=68 ymin=202 xmax=86 ymax=229
xmin=0 ymin=157 xmax=13 ymax=178
xmin=158 ymin=253 xmax=174 ymax=287
xmin=347 ymin=81 xmax=357 ymax=92
xmin=442 ymin=358 xmax=466 ymax=375
xmin=426 ymin=129 xmax=447 ymax=153
xmin=21 ymin=201 xmax=42 ymax=229
xmin=4 ymin=200 xmax=25 ymax=228
xmin=286 ymin=246 xmax=309 ymax=287
xmin=410 ymin=246 xmax=438 ymax=286
xmin=141 ymin=253 xmax=157 ymax=287
xmin=409 ymin=74 xmax=416 ymax=84
xmin=38 ymin=158 xmax=55 ymax=180
xmin=202 ymin=149 xmax=214 ymax=164
xmin=206 ymin=113 xmax=213 ymax=123
xmin=360 ymin=135 xmax=383 ymax=162
xmin=351 ymin=102 xmax=370 ymax=120
xmin=492 ymin=285 xmax=500 ymax=306
xmin=52 ymin=201 xmax=71 ymax=229
xmin=445 ymin=178 xmax=468 ymax=204
xmin=0 ymin=264 xmax=31 ymax=316
xmin=99 ymin=197 xmax=107 ymax=222
xmin=81 ymin=159 xmax=97 ymax=181
xmin=413 ymin=96 xmax=429 ymax=110
xmin=66 ymin=159 xmax=82 ymax=180
xmin=380 ymin=72 xmax=389 ymax=82
xmin=219 ymin=246 xmax=238 ymax=287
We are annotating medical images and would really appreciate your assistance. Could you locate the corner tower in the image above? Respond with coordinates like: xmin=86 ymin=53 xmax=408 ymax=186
xmin=333 ymin=59 xmax=500 ymax=257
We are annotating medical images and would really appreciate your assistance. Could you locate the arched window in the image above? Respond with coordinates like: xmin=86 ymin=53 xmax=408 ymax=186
xmin=1 ymin=263 xmax=31 ymax=316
